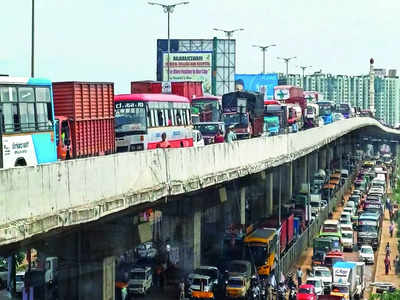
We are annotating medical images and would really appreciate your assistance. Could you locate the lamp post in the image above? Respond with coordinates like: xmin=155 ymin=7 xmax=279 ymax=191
xmin=31 ymin=0 xmax=35 ymax=77
xmin=213 ymin=28 xmax=244 ymax=92
xmin=252 ymin=44 xmax=276 ymax=74
xmin=148 ymin=1 xmax=189 ymax=81
xmin=277 ymin=56 xmax=297 ymax=78
xmin=298 ymin=65 xmax=312 ymax=88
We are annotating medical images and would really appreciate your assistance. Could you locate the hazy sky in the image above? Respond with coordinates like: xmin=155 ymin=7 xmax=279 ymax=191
xmin=1 ymin=0 xmax=399 ymax=93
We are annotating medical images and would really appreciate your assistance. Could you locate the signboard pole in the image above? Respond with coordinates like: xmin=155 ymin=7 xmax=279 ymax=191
xmin=167 ymin=10 xmax=170 ymax=81
xmin=212 ymin=37 xmax=217 ymax=95
xmin=0 ymin=110 xmax=3 ymax=168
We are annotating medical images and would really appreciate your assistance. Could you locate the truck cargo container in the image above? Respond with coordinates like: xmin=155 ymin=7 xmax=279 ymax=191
xmin=331 ymin=262 xmax=357 ymax=300
xmin=131 ymin=81 xmax=203 ymax=100
xmin=303 ymin=91 xmax=324 ymax=102
xmin=52 ymin=82 xmax=115 ymax=159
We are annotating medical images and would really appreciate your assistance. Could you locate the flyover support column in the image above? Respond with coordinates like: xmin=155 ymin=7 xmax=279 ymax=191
xmin=266 ymin=172 xmax=274 ymax=216
xmin=327 ymin=146 xmax=333 ymax=170
xmin=309 ymin=152 xmax=318 ymax=175
xmin=282 ymin=162 xmax=293 ymax=203
xmin=294 ymin=156 xmax=308 ymax=193
xmin=318 ymin=148 xmax=327 ymax=170
xmin=240 ymin=187 xmax=246 ymax=227
xmin=182 ymin=205 xmax=202 ymax=271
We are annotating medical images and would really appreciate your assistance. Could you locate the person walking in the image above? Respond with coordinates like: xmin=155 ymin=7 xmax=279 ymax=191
xmin=214 ymin=130 xmax=225 ymax=143
xmin=386 ymin=242 xmax=391 ymax=258
xmin=384 ymin=255 xmax=391 ymax=275
xmin=389 ymin=222 xmax=394 ymax=238
xmin=296 ymin=267 xmax=303 ymax=286
xmin=226 ymin=126 xmax=237 ymax=143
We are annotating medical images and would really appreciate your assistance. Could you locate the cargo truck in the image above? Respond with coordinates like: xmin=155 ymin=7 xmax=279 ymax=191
xmin=263 ymin=101 xmax=288 ymax=135
xmin=130 ymin=81 xmax=203 ymax=100
xmin=347 ymin=261 xmax=365 ymax=299
xmin=274 ymin=85 xmax=305 ymax=129
xmin=331 ymin=262 xmax=357 ymax=300
xmin=52 ymin=82 xmax=115 ymax=159
xmin=191 ymin=96 xmax=221 ymax=123
xmin=221 ymin=91 xmax=264 ymax=139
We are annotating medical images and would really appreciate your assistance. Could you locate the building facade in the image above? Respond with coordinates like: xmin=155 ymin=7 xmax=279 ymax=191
xmin=279 ymin=70 xmax=400 ymax=126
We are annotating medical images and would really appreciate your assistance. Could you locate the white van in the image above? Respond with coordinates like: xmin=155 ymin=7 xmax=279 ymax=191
xmin=127 ymin=267 xmax=152 ymax=295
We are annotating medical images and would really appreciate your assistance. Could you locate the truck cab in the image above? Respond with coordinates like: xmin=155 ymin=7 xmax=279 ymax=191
xmin=190 ymin=274 xmax=215 ymax=299
xmin=127 ymin=267 xmax=152 ymax=295
xmin=55 ymin=116 xmax=72 ymax=160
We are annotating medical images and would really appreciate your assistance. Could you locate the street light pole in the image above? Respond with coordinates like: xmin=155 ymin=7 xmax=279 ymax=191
xmin=31 ymin=0 xmax=35 ymax=77
xmin=298 ymin=65 xmax=312 ymax=88
xmin=213 ymin=28 xmax=244 ymax=92
xmin=252 ymin=44 xmax=276 ymax=74
xmin=148 ymin=1 xmax=189 ymax=81
xmin=277 ymin=56 xmax=297 ymax=78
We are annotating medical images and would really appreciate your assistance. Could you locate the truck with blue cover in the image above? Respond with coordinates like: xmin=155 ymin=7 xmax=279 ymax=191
xmin=331 ymin=262 xmax=357 ymax=300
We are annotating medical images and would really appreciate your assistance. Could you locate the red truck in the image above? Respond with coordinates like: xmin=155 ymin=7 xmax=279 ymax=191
xmin=131 ymin=81 xmax=203 ymax=100
xmin=52 ymin=82 xmax=115 ymax=159
xmin=274 ymin=85 xmax=305 ymax=130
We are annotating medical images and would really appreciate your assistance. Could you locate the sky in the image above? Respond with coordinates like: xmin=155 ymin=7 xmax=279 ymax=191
xmin=1 ymin=0 xmax=400 ymax=93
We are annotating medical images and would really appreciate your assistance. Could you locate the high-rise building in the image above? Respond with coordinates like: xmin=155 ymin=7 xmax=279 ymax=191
xmin=278 ymin=70 xmax=400 ymax=126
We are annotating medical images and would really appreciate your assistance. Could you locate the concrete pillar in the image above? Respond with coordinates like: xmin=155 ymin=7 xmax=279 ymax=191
xmin=266 ymin=172 xmax=274 ymax=216
xmin=294 ymin=156 xmax=308 ymax=193
xmin=327 ymin=146 xmax=333 ymax=170
xmin=7 ymin=255 xmax=16 ymax=294
xmin=240 ymin=187 xmax=246 ymax=226
xmin=182 ymin=207 xmax=202 ymax=271
xmin=318 ymin=148 xmax=327 ymax=170
xmin=282 ymin=163 xmax=293 ymax=203
xmin=310 ymin=152 xmax=319 ymax=175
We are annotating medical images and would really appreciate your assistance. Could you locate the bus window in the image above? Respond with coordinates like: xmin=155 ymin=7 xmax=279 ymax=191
xmin=176 ymin=111 xmax=182 ymax=125
xmin=150 ymin=109 xmax=156 ymax=127
xmin=2 ymin=103 xmax=18 ymax=133
xmin=18 ymin=87 xmax=35 ymax=102
xmin=35 ymin=87 xmax=50 ymax=102
xmin=0 ymin=87 xmax=17 ymax=102
xmin=157 ymin=110 xmax=163 ymax=126
xmin=146 ymin=110 xmax=151 ymax=127
xmin=19 ymin=103 xmax=36 ymax=132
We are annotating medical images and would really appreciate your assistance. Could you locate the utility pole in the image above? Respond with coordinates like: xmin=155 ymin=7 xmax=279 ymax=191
xmin=277 ymin=56 xmax=297 ymax=78
xmin=252 ymin=44 xmax=276 ymax=74
xmin=148 ymin=1 xmax=190 ymax=81
xmin=213 ymin=28 xmax=244 ymax=92
xmin=31 ymin=0 xmax=35 ymax=77
xmin=298 ymin=65 xmax=312 ymax=88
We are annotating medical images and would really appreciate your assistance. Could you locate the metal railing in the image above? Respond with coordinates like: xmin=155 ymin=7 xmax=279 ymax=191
xmin=280 ymin=177 xmax=352 ymax=274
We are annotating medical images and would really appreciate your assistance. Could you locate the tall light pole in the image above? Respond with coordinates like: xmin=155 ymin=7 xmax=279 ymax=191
xmin=31 ymin=0 xmax=35 ymax=77
xmin=277 ymin=56 xmax=297 ymax=78
xmin=148 ymin=1 xmax=189 ymax=81
xmin=213 ymin=28 xmax=244 ymax=92
xmin=252 ymin=44 xmax=276 ymax=74
xmin=298 ymin=65 xmax=312 ymax=88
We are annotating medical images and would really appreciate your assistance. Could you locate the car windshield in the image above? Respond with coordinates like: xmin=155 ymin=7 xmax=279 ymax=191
xmin=307 ymin=280 xmax=321 ymax=287
xmin=228 ymin=279 xmax=243 ymax=287
xmin=129 ymin=271 xmax=145 ymax=280
xmin=194 ymin=124 xmax=219 ymax=135
xmin=342 ymin=232 xmax=353 ymax=238
xmin=298 ymin=288 xmax=313 ymax=294
xmin=222 ymin=113 xmax=248 ymax=127
xmin=314 ymin=270 xmax=330 ymax=277
xmin=361 ymin=247 xmax=373 ymax=254
xmin=193 ymin=278 xmax=208 ymax=286
xmin=194 ymin=268 xmax=217 ymax=279
xmin=115 ymin=106 xmax=147 ymax=131
xmin=359 ymin=225 xmax=377 ymax=233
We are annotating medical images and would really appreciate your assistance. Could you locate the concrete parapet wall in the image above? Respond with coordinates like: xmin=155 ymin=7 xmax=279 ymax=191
xmin=0 ymin=117 xmax=398 ymax=246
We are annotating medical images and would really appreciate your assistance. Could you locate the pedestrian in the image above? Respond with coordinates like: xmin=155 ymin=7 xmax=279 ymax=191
xmin=386 ymin=242 xmax=391 ymax=258
xmin=389 ymin=222 xmax=394 ymax=238
xmin=385 ymin=255 xmax=391 ymax=275
xmin=214 ymin=130 xmax=225 ymax=143
xmin=296 ymin=267 xmax=303 ymax=286
xmin=179 ymin=279 xmax=185 ymax=300
xmin=226 ymin=126 xmax=237 ymax=143
xmin=394 ymin=256 xmax=400 ymax=274
xmin=158 ymin=132 xmax=171 ymax=148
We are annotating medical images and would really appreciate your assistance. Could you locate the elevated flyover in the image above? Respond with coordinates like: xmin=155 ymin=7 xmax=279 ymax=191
xmin=1 ymin=117 xmax=399 ymax=246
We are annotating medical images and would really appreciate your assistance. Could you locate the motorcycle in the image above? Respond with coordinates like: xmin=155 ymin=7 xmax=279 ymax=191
xmin=276 ymin=282 xmax=287 ymax=300
xmin=288 ymin=285 xmax=297 ymax=300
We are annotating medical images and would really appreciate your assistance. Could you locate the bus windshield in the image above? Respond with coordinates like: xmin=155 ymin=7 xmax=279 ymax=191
xmin=339 ymin=104 xmax=350 ymax=114
xmin=264 ymin=116 xmax=279 ymax=129
xmin=318 ymin=103 xmax=332 ymax=115
xmin=245 ymin=246 xmax=268 ymax=267
xmin=115 ymin=106 xmax=147 ymax=132
xmin=194 ymin=124 xmax=219 ymax=135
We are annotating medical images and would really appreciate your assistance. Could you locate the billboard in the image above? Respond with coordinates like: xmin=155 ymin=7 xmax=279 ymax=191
xmin=157 ymin=38 xmax=236 ymax=96
xmin=162 ymin=52 xmax=212 ymax=94
xmin=234 ymin=73 xmax=278 ymax=100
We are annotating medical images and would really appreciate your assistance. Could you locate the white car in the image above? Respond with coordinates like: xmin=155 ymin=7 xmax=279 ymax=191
xmin=127 ymin=267 xmax=153 ymax=295
xmin=312 ymin=266 xmax=332 ymax=293
xmin=340 ymin=213 xmax=352 ymax=226
xmin=359 ymin=245 xmax=374 ymax=264
xmin=306 ymin=277 xmax=324 ymax=295
xmin=341 ymin=230 xmax=354 ymax=251
xmin=15 ymin=272 xmax=25 ymax=294
xmin=192 ymin=130 xmax=205 ymax=147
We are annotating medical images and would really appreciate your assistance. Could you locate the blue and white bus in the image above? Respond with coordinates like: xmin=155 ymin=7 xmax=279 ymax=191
xmin=317 ymin=101 xmax=335 ymax=125
xmin=0 ymin=77 xmax=57 ymax=168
